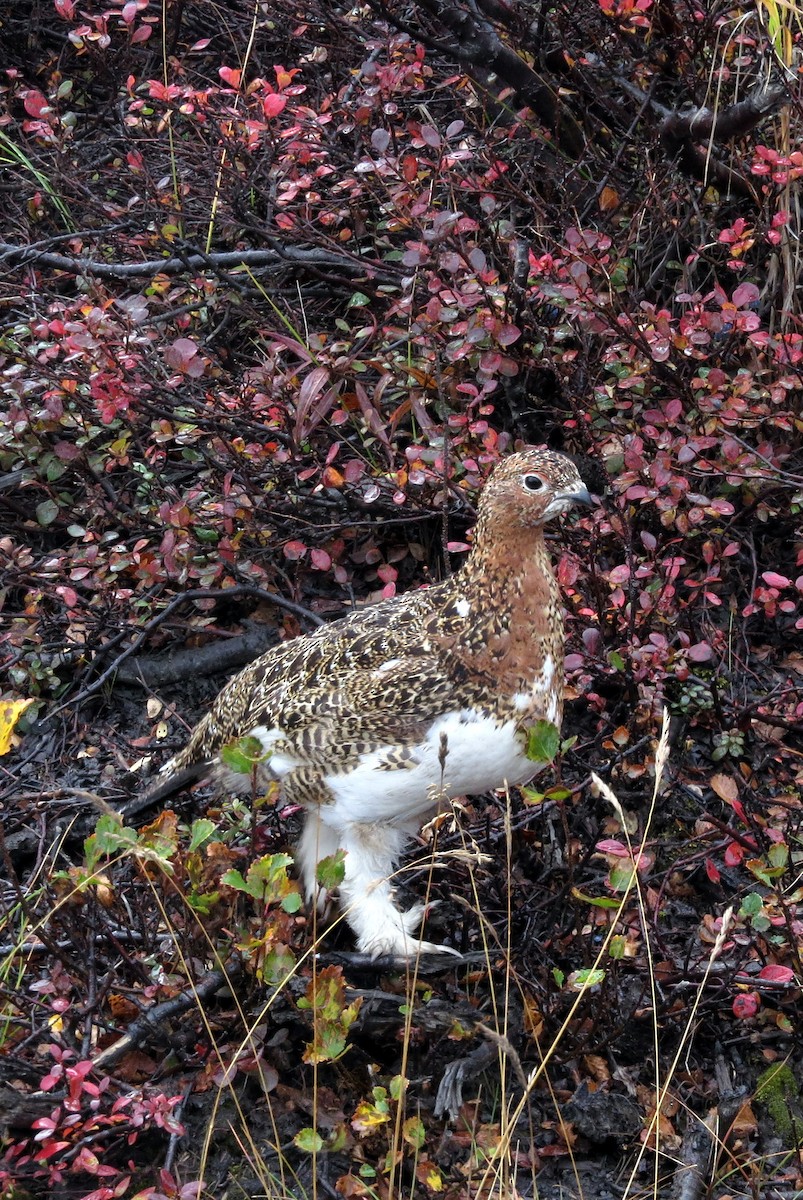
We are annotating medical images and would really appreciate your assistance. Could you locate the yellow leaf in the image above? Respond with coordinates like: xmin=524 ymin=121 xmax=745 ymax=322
xmin=0 ymin=698 xmax=34 ymax=756
xmin=711 ymin=773 xmax=738 ymax=805
xmin=351 ymin=1102 xmax=390 ymax=1133
xmin=599 ymin=186 xmax=620 ymax=212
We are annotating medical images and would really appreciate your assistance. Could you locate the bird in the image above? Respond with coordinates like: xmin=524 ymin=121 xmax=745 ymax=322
xmin=144 ymin=449 xmax=593 ymax=958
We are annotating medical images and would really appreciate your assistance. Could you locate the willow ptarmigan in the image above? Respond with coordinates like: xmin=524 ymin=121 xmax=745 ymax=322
xmin=146 ymin=449 xmax=592 ymax=958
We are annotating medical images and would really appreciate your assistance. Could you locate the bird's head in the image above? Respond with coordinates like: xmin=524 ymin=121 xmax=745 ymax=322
xmin=477 ymin=449 xmax=595 ymax=533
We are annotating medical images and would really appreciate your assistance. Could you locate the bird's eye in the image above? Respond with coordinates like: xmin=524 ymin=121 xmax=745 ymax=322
xmin=523 ymin=474 xmax=544 ymax=492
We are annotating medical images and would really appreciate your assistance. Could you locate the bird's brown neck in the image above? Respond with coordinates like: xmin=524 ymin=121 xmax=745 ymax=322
xmin=461 ymin=521 xmax=556 ymax=601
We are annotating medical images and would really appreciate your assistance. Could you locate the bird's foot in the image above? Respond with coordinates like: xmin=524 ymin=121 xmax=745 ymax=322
xmin=400 ymin=900 xmax=434 ymax=933
xmin=358 ymin=930 xmax=462 ymax=959
xmin=356 ymin=906 xmax=460 ymax=959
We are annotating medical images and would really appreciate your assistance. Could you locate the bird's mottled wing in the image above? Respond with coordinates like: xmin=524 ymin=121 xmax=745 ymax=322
xmin=164 ymin=587 xmax=457 ymax=773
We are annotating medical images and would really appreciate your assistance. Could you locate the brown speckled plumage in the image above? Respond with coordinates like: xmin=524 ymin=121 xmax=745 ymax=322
xmin=147 ymin=449 xmax=592 ymax=957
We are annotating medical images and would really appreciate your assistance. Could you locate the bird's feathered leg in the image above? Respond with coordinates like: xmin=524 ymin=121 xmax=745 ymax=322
xmin=296 ymin=808 xmax=342 ymax=912
xmin=334 ymin=820 xmax=459 ymax=958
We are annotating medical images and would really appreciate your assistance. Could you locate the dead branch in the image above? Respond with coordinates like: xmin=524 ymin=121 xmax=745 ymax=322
xmin=670 ymin=1110 xmax=718 ymax=1200
xmin=114 ymin=620 xmax=280 ymax=688
xmin=376 ymin=0 xmax=585 ymax=156
xmin=660 ymin=80 xmax=789 ymax=148
xmin=0 ymin=241 xmax=399 ymax=283
xmin=92 ymin=963 xmax=241 ymax=1070
xmin=659 ymin=79 xmax=789 ymax=197
xmin=49 ymin=585 xmax=324 ymax=716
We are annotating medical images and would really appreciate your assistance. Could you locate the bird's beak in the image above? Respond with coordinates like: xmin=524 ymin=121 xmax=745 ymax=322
xmin=564 ymin=483 xmax=595 ymax=507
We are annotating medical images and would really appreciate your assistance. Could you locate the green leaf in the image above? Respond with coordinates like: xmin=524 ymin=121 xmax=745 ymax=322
xmin=220 ymin=744 xmax=255 ymax=774
xmin=525 ymin=720 xmax=561 ymax=764
xmin=316 ymin=1028 xmax=346 ymax=1061
xmin=262 ymin=945 xmax=297 ymax=986
xmin=189 ymin=818 xmax=216 ymax=852
xmin=609 ymin=935 xmax=627 ymax=959
xmin=281 ymin=891 xmax=302 ymax=914
xmin=294 ymin=1127 xmax=324 ymax=1153
xmin=403 ymin=1115 xmax=426 ymax=1150
xmin=347 ymin=291 xmax=370 ymax=308
xmin=747 ymin=858 xmax=773 ymax=887
xmin=552 ymin=968 xmax=565 ymax=987
xmin=84 ymin=814 xmax=139 ymax=870
xmin=740 ymin=891 xmax=764 ymax=917
xmin=187 ymin=889 xmax=220 ymax=914
xmin=608 ymin=861 xmax=636 ymax=893
xmin=36 ymin=498 xmax=59 ymax=526
xmin=221 ymin=868 xmax=250 ymax=894
xmin=572 ymin=888 xmax=620 ymax=910
xmin=220 ymin=735 xmax=267 ymax=774
xmin=568 ymin=968 xmax=605 ymax=990
xmin=768 ymin=842 xmax=789 ymax=870
xmin=316 ymin=849 xmax=346 ymax=891
xmin=608 ymin=650 xmax=626 ymax=671
xmin=226 ymin=853 xmax=296 ymax=902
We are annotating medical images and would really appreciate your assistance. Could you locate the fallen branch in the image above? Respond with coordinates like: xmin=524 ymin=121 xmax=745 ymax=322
xmin=49 ymin=585 xmax=324 ymax=717
xmin=114 ymin=620 xmax=281 ymax=688
xmin=0 ymin=241 xmax=400 ymax=283
xmin=92 ymin=963 xmax=241 ymax=1070
xmin=671 ymin=1110 xmax=718 ymax=1200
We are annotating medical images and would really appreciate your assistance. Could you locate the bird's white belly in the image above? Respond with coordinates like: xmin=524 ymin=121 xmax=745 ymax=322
xmin=307 ymin=711 xmax=536 ymax=829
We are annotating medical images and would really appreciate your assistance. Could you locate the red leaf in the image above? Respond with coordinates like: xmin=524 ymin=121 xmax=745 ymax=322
xmin=732 ymin=282 xmax=759 ymax=308
xmin=762 ymin=570 xmax=791 ymax=588
xmin=402 ymin=154 xmax=418 ymax=182
xmin=263 ymin=93 xmax=287 ymax=118
xmin=294 ymin=366 xmax=334 ymax=439
xmin=687 ymin=641 xmax=713 ymax=662
xmin=219 ymin=66 xmax=241 ymax=88
xmin=23 ymin=90 xmax=49 ymax=118
xmin=732 ymin=992 xmax=760 ymax=1019
xmin=57 ymin=586 xmax=79 ymax=608
xmin=724 ymin=841 xmax=744 ymax=867
xmin=730 ymin=798 xmax=748 ymax=824
xmin=757 ymin=964 xmax=795 ymax=985
xmin=283 ymin=540 xmax=307 ymax=561
xmin=310 ymin=549 xmax=331 ymax=571
xmin=704 ymin=858 xmax=721 ymax=884
xmin=595 ymin=839 xmax=630 ymax=857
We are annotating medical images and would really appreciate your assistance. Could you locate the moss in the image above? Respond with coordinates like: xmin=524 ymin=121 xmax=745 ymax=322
xmin=756 ymin=1062 xmax=800 ymax=1142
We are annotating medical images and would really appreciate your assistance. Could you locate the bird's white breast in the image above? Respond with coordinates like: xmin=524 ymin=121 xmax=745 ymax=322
xmin=245 ymin=710 xmax=537 ymax=833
